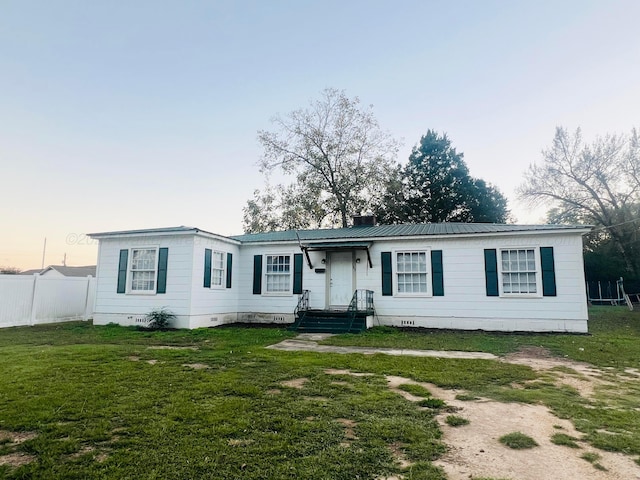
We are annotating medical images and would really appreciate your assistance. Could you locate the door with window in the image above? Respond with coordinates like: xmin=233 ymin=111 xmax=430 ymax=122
xmin=328 ymin=251 xmax=353 ymax=308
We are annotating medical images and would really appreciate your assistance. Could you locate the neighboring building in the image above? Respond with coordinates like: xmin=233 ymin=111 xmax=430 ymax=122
xmin=88 ymin=221 xmax=590 ymax=333
xmin=21 ymin=265 xmax=96 ymax=277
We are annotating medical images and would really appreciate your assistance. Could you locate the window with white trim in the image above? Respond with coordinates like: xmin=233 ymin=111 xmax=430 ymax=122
xmin=500 ymin=249 xmax=537 ymax=294
xmin=265 ymin=255 xmax=291 ymax=293
xmin=396 ymin=251 xmax=428 ymax=294
xmin=211 ymin=251 xmax=225 ymax=288
xmin=130 ymin=248 xmax=157 ymax=292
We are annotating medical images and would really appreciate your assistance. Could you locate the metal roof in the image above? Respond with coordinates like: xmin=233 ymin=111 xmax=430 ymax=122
xmin=86 ymin=223 xmax=591 ymax=244
xmin=229 ymin=223 xmax=591 ymax=243
xmin=88 ymin=226 xmax=204 ymax=237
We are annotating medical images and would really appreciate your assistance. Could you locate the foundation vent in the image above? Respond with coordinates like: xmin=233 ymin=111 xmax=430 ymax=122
xmin=401 ymin=320 xmax=415 ymax=326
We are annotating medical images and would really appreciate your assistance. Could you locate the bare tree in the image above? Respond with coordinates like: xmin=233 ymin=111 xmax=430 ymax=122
xmin=518 ymin=127 xmax=640 ymax=276
xmin=243 ymin=88 xmax=400 ymax=232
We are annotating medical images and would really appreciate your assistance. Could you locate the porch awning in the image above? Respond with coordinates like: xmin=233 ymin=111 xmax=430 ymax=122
xmin=304 ymin=241 xmax=372 ymax=251
xmin=300 ymin=241 xmax=373 ymax=268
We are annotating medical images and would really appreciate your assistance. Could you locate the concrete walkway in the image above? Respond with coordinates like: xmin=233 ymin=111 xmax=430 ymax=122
xmin=266 ymin=333 xmax=498 ymax=360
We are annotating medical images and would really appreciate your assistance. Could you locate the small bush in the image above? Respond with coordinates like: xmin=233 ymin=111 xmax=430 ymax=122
xmin=499 ymin=432 xmax=538 ymax=449
xmin=551 ymin=433 xmax=580 ymax=448
xmin=145 ymin=308 xmax=176 ymax=330
xmin=445 ymin=415 xmax=469 ymax=427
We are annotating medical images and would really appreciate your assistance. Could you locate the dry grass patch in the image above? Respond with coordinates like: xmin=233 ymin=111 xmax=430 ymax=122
xmin=182 ymin=363 xmax=209 ymax=370
xmin=280 ymin=378 xmax=308 ymax=389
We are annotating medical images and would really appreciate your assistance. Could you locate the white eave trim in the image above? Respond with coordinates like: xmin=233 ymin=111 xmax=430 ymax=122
xmin=88 ymin=228 xmax=241 ymax=245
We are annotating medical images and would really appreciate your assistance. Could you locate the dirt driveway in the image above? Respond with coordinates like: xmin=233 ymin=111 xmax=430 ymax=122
xmin=271 ymin=336 xmax=640 ymax=480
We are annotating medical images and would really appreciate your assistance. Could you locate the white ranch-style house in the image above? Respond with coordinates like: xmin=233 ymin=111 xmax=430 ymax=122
xmin=88 ymin=220 xmax=590 ymax=333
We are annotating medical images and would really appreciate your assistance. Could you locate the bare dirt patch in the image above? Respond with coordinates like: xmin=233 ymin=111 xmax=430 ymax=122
xmin=502 ymin=346 xmax=618 ymax=399
xmin=265 ymin=389 xmax=281 ymax=395
xmin=146 ymin=359 xmax=158 ymax=365
xmin=127 ymin=355 xmax=140 ymax=361
xmin=68 ymin=445 xmax=96 ymax=459
xmin=320 ymin=359 xmax=640 ymax=479
xmin=228 ymin=439 xmax=254 ymax=446
xmin=147 ymin=345 xmax=198 ymax=351
xmin=324 ymin=369 xmax=373 ymax=377
xmin=182 ymin=363 xmax=209 ymax=370
xmin=0 ymin=430 xmax=37 ymax=445
xmin=388 ymin=442 xmax=413 ymax=469
xmin=280 ymin=378 xmax=308 ymax=389
xmin=0 ymin=452 xmax=36 ymax=467
xmin=336 ymin=418 xmax=358 ymax=440
xmin=303 ymin=396 xmax=329 ymax=402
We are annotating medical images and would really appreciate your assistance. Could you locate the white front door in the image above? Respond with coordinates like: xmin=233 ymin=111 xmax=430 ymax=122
xmin=329 ymin=252 xmax=353 ymax=307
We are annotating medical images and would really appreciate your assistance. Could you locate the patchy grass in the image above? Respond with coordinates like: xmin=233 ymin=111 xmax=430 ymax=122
xmin=550 ymin=433 xmax=581 ymax=448
xmin=2 ymin=306 xmax=639 ymax=477
xmin=397 ymin=383 xmax=433 ymax=397
xmin=326 ymin=307 xmax=640 ymax=459
xmin=499 ymin=432 xmax=538 ymax=449
xmin=455 ymin=393 xmax=480 ymax=401
xmin=445 ymin=415 xmax=469 ymax=427
xmin=581 ymin=452 xmax=607 ymax=471
xmin=418 ymin=398 xmax=446 ymax=409
xmin=0 ymin=322 xmax=537 ymax=479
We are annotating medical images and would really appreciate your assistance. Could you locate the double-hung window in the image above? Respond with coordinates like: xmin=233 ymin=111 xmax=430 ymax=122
xmin=265 ymin=255 xmax=291 ymax=293
xmin=130 ymin=248 xmax=157 ymax=293
xmin=500 ymin=248 xmax=538 ymax=295
xmin=211 ymin=251 xmax=225 ymax=288
xmin=396 ymin=251 xmax=429 ymax=295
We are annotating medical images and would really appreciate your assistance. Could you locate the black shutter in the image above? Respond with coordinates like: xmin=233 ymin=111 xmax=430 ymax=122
xmin=484 ymin=249 xmax=499 ymax=296
xmin=540 ymin=247 xmax=557 ymax=296
xmin=293 ymin=253 xmax=303 ymax=294
xmin=156 ymin=248 xmax=168 ymax=294
xmin=226 ymin=253 xmax=233 ymax=289
xmin=381 ymin=251 xmax=393 ymax=296
xmin=431 ymin=250 xmax=444 ymax=296
xmin=253 ymin=255 xmax=262 ymax=294
xmin=117 ymin=249 xmax=128 ymax=294
xmin=203 ymin=249 xmax=212 ymax=288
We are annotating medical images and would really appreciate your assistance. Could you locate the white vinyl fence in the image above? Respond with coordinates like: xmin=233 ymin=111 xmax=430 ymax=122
xmin=0 ymin=274 xmax=96 ymax=328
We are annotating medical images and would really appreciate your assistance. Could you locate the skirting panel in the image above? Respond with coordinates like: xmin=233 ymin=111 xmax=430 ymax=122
xmin=375 ymin=315 xmax=588 ymax=333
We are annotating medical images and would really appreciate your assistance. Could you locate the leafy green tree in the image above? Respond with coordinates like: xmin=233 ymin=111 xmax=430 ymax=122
xmin=519 ymin=127 xmax=640 ymax=278
xmin=243 ymin=88 xmax=400 ymax=232
xmin=376 ymin=130 xmax=509 ymax=224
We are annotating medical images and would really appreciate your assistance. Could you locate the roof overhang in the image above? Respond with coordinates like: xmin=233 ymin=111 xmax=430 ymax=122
xmin=300 ymin=241 xmax=373 ymax=268
xmin=87 ymin=226 xmax=241 ymax=245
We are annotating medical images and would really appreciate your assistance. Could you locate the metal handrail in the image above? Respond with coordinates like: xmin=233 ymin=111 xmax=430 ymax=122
xmin=293 ymin=290 xmax=310 ymax=328
xmin=347 ymin=289 xmax=374 ymax=332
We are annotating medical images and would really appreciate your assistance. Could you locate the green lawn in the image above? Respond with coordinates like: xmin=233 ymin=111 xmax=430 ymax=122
xmin=0 ymin=307 xmax=639 ymax=479
xmin=323 ymin=306 xmax=640 ymax=368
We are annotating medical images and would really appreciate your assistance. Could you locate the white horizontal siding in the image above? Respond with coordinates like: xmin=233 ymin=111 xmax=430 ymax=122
xmin=189 ymin=237 xmax=240 ymax=320
xmin=236 ymin=245 xmax=302 ymax=314
xmin=91 ymin=229 xmax=588 ymax=332
xmin=93 ymin=236 xmax=194 ymax=318
xmin=367 ymin=234 xmax=588 ymax=324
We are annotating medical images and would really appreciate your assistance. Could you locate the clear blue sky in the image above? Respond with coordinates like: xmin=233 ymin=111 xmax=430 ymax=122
xmin=1 ymin=0 xmax=639 ymax=269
